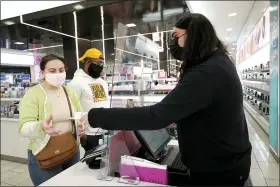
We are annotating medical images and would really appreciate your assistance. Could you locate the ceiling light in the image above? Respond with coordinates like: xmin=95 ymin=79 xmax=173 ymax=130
xmin=126 ymin=23 xmax=136 ymax=27
xmin=229 ymin=52 xmax=233 ymax=54
xmin=228 ymin=13 xmax=237 ymax=17
xmin=23 ymin=44 xmax=63 ymax=51
xmin=14 ymin=42 xmax=24 ymax=45
xmin=226 ymin=28 xmax=233 ymax=31
xmin=232 ymin=48 xmax=236 ymax=50
xmin=73 ymin=4 xmax=84 ymax=10
xmin=233 ymin=43 xmax=237 ymax=46
xmin=225 ymin=37 xmax=231 ymax=40
xmin=4 ymin=21 xmax=15 ymax=25
xmin=111 ymin=53 xmax=114 ymax=56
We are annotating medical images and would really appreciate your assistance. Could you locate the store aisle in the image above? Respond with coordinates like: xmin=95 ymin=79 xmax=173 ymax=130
xmin=1 ymin=118 xmax=279 ymax=186
xmin=246 ymin=113 xmax=279 ymax=186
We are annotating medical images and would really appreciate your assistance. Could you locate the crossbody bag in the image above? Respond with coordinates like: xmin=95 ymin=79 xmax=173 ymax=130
xmin=35 ymin=86 xmax=77 ymax=169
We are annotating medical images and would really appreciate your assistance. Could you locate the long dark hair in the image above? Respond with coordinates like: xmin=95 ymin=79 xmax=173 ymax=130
xmin=175 ymin=13 xmax=228 ymax=78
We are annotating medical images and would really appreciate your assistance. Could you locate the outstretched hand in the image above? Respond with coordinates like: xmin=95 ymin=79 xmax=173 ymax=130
xmin=41 ymin=115 xmax=61 ymax=136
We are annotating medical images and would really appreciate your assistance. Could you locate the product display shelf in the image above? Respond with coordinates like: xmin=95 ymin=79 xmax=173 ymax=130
xmin=242 ymin=79 xmax=270 ymax=83
xmin=244 ymin=92 xmax=269 ymax=108
xmin=241 ymin=63 xmax=270 ymax=134
xmin=1 ymin=97 xmax=22 ymax=101
xmin=242 ymin=67 xmax=270 ymax=73
xmin=243 ymin=100 xmax=269 ymax=134
xmin=243 ymin=91 xmax=269 ymax=121
xmin=1 ymin=117 xmax=19 ymax=122
xmin=242 ymin=83 xmax=270 ymax=93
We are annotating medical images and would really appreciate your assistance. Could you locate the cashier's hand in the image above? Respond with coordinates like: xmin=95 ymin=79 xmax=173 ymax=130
xmin=41 ymin=115 xmax=61 ymax=136
xmin=79 ymin=112 xmax=88 ymax=125
xmin=77 ymin=121 xmax=85 ymax=138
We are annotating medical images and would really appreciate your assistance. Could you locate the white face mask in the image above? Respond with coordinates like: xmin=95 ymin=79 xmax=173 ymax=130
xmin=45 ymin=72 xmax=66 ymax=87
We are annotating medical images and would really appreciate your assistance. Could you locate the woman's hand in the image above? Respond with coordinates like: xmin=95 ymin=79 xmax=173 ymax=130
xmin=41 ymin=115 xmax=61 ymax=135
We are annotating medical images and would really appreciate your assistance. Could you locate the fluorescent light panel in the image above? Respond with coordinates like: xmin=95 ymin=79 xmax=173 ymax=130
xmin=100 ymin=6 xmax=106 ymax=65
xmin=23 ymin=45 xmax=63 ymax=51
xmin=228 ymin=13 xmax=237 ymax=17
xmin=226 ymin=28 xmax=233 ymax=31
xmin=14 ymin=42 xmax=24 ymax=45
xmin=73 ymin=4 xmax=84 ymax=10
xmin=4 ymin=21 xmax=15 ymax=25
xmin=73 ymin=11 xmax=79 ymax=69
xmin=126 ymin=23 xmax=136 ymax=27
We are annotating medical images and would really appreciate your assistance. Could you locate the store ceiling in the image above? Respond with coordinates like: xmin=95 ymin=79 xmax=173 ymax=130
xmin=236 ymin=1 xmax=269 ymax=48
xmin=187 ymin=1 xmax=256 ymax=61
xmin=0 ymin=0 xmax=188 ymax=63
xmin=0 ymin=1 xmax=80 ymax=20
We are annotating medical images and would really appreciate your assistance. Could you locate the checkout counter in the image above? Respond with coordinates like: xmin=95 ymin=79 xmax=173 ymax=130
xmin=40 ymin=130 xmax=179 ymax=186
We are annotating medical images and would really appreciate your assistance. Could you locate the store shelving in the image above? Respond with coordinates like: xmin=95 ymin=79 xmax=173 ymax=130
xmin=244 ymin=92 xmax=269 ymax=108
xmin=1 ymin=118 xmax=19 ymax=122
xmin=242 ymin=67 xmax=270 ymax=73
xmin=242 ymin=79 xmax=270 ymax=83
xmin=1 ymin=98 xmax=22 ymax=101
xmin=1 ymin=86 xmax=27 ymax=120
xmin=240 ymin=62 xmax=270 ymax=135
xmin=242 ymin=83 xmax=270 ymax=93
xmin=243 ymin=100 xmax=269 ymax=134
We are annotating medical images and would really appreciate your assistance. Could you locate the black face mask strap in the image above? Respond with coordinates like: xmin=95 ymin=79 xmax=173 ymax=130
xmin=178 ymin=32 xmax=187 ymax=39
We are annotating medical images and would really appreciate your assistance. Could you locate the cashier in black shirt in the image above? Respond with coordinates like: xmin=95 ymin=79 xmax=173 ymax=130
xmin=82 ymin=13 xmax=252 ymax=186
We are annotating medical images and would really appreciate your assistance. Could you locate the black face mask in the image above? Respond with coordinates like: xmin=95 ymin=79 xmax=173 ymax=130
xmin=170 ymin=38 xmax=185 ymax=61
xmin=88 ymin=63 xmax=103 ymax=78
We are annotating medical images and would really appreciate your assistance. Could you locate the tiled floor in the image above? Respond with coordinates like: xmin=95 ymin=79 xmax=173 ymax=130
xmin=1 ymin=160 xmax=32 ymax=186
xmin=0 ymin=117 xmax=279 ymax=186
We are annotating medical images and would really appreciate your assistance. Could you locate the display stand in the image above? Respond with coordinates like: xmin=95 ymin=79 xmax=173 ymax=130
xmin=96 ymin=130 xmax=142 ymax=185
xmin=97 ymin=23 xmax=171 ymax=185
xmin=97 ymin=23 xmax=146 ymax=184
xmin=96 ymin=132 xmax=114 ymax=182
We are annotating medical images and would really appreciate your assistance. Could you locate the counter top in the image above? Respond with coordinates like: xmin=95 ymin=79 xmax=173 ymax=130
xmin=40 ymin=162 xmax=165 ymax=186
xmin=41 ymin=140 xmax=178 ymax=186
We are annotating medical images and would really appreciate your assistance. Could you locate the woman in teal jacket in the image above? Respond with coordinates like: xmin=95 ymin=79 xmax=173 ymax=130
xmin=19 ymin=54 xmax=84 ymax=186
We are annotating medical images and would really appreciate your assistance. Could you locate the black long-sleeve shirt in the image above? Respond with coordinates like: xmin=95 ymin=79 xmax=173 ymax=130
xmin=88 ymin=49 xmax=252 ymax=172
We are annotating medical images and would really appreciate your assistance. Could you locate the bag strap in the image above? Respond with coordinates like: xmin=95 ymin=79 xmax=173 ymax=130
xmin=62 ymin=86 xmax=77 ymax=139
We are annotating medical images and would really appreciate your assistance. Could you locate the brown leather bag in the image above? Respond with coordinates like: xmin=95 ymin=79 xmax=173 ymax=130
xmin=36 ymin=86 xmax=77 ymax=169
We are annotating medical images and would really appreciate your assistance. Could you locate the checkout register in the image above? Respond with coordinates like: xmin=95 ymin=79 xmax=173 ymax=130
xmin=82 ymin=128 xmax=188 ymax=186
xmin=134 ymin=129 xmax=187 ymax=173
